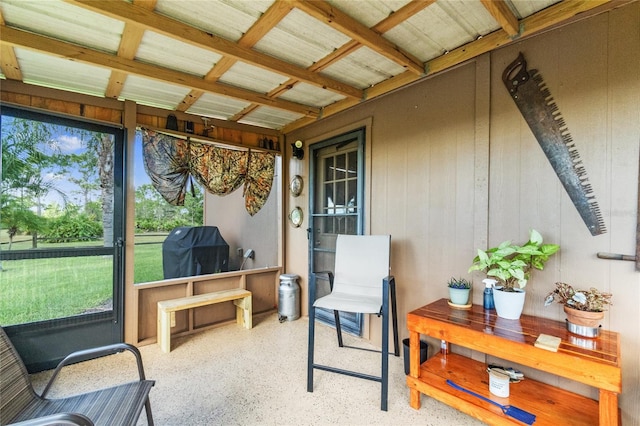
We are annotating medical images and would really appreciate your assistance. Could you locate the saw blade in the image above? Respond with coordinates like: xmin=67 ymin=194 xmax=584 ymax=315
xmin=502 ymin=53 xmax=606 ymax=236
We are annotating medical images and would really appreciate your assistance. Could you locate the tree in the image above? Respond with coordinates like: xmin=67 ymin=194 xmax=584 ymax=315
xmin=1 ymin=118 xmax=60 ymax=248
xmin=54 ymin=130 xmax=114 ymax=247
xmin=0 ymin=196 xmax=47 ymax=249
xmin=135 ymin=183 xmax=203 ymax=232
xmin=97 ymin=134 xmax=114 ymax=247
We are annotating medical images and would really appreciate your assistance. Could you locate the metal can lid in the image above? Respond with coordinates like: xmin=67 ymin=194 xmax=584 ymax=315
xmin=280 ymin=274 xmax=300 ymax=280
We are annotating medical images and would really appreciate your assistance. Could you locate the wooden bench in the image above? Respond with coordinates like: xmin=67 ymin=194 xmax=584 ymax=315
xmin=157 ymin=288 xmax=252 ymax=353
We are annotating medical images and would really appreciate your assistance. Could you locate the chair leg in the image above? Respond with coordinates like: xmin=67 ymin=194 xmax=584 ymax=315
xmin=333 ymin=310 xmax=344 ymax=347
xmin=145 ymin=398 xmax=154 ymax=425
xmin=390 ymin=278 xmax=400 ymax=356
xmin=307 ymin=305 xmax=316 ymax=392
xmin=381 ymin=303 xmax=390 ymax=411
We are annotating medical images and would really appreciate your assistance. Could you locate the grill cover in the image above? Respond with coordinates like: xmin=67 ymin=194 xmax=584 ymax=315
xmin=162 ymin=226 xmax=229 ymax=279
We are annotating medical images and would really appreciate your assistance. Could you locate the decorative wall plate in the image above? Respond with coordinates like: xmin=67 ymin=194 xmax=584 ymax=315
xmin=289 ymin=207 xmax=303 ymax=227
xmin=290 ymin=175 xmax=303 ymax=197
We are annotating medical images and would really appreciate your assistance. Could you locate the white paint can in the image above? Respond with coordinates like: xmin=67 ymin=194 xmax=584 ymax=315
xmin=489 ymin=369 xmax=510 ymax=397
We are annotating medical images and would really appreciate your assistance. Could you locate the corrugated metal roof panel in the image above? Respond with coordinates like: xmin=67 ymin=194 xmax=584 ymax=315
xmin=321 ymin=46 xmax=407 ymax=89
xmin=509 ymin=0 xmax=561 ymax=19
xmin=0 ymin=0 xmax=591 ymax=130
xmin=1 ymin=0 xmax=123 ymax=54
xmin=218 ymin=62 xmax=289 ymax=94
xmin=135 ymin=31 xmax=222 ymax=77
xmin=16 ymin=49 xmax=111 ymax=98
xmin=155 ymin=0 xmax=272 ymax=43
xmin=188 ymin=93 xmax=252 ymax=120
xmin=239 ymin=106 xmax=304 ymax=129
xmin=120 ymin=75 xmax=191 ymax=110
xmin=254 ymin=8 xmax=351 ymax=68
xmin=384 ymin=2 xmax=492 ymax=62
xmin=278 ymin=82 xmax=346 ymax=108
xmin=326 ymin=0 xmax=413 ymax=28
xmin=436 ymin=1 xmax=501 ymax=37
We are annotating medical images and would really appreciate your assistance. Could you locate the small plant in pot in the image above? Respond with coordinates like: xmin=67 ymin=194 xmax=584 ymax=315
xmin=447 ymin=277 xmax=472 ymax=306
xmin=544 ymin=281 xmax=612 ymax=337
xmin=468 ymin=229 xmax=559 ymax=319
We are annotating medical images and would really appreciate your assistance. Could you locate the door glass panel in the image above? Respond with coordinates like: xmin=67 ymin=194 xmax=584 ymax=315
xmin=1 ymin=107 xmax=123 ymax=372
xmin=310 ymin=130 xmax=363 ymax=334
xmin=1 ymin=116 xmax=116 ymax=326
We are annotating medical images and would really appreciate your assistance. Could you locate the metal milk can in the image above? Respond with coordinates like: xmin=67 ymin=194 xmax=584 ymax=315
xmin=278 ymin=274 xmax=300 ymax=322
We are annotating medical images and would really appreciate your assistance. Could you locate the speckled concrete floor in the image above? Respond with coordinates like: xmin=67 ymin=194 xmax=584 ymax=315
xmin=31 ymin=313 xmax=484 ymax=425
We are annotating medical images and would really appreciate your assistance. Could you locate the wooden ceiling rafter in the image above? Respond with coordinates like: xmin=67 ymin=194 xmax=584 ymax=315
xmin=293 ymin=0 xmax=425 ymax=75
xmin=104 ymin=0 xmax=157 ymax=99
xmin=281 ymin=0 xmax=617 ymax=133
xmin=182 ymin=1 xmax=295 ymax=120
xmin=231 ymin=0 xmax=436 ymax=124
xmin=64 ymin=0 xmax=363 ymax=100
xmin=479 ymin=0 xmax=520 ymax=36
xmin=0 ymin=25 xmax=320 ymax=117
xmin=0 ymin=0 xmax=623 ymax=132
xmin=0 ymin=9 xmax=22 ymax=81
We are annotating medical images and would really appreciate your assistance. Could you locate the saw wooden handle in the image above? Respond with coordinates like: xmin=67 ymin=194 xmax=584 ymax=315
xmin=596 ymin=252 xmax=636 ymax=261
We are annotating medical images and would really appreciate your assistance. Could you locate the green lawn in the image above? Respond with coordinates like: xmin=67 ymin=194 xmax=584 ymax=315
xmin=0 ymin=233 xmax=166 ymax=325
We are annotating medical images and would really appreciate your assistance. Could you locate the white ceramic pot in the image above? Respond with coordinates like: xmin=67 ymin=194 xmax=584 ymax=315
xmin=493 ymin=287 xmax=525 ymax=320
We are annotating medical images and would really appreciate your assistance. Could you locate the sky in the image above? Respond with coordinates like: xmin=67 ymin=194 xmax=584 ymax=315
xmin=1 ymin=115 xmax=151 ymax=209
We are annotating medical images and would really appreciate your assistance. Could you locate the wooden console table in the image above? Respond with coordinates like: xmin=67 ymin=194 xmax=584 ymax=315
xmin=406 ymin=298 xmax=621 ymax=425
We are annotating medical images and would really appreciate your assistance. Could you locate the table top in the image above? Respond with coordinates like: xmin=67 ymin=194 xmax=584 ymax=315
xmin=408 ymin=298 xmax=620 ymax=368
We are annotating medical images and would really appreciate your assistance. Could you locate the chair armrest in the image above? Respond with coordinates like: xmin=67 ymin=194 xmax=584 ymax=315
xmin=9 ymin=412 xmax=94 ymax=426
xmin=41 ymin=343 xmax=147 ymax=398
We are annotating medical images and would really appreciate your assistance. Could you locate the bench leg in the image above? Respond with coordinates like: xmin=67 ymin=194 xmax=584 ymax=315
xmin=234 ymin=295 xmax=252 ymax=329
xmin=158 ymin=308 xmax=172 ymax=353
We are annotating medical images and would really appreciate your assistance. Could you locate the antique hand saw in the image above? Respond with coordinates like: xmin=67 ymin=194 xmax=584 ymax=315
xmin=502 ymin=53 xmax=606 ymax=236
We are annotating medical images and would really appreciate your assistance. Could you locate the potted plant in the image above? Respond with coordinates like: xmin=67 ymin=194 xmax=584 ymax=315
xmin=468 ymin=229 xmax=559 ymax=319
xmin=544 ymin=282 xmax=612 ymax=337
xmin=447 ymin=277 xmax=472 ymax=305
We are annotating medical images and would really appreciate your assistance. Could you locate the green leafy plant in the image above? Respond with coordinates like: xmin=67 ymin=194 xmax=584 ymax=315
xmin=447 ymin=277 xmax=472 ymax=289
xmin=468 ymin=229 xmax=559 ymax=291
xmin=544 ymin=282 xmax=612 ymax=312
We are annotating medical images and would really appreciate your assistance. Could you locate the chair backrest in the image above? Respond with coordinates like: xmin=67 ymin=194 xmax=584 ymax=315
xmin=332 ymin=234 xmax=391 ymax=301
xmin=0 ymin=326 xmax=38 ymax=424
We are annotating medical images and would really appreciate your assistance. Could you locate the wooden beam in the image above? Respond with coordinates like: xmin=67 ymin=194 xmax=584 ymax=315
xmin=306 ymin=0 xmax=436 ymax=73
xmin=282 ymin=0 xmax=617 ymax=133
xmin=0 ymin=44 xmax=23 ymax=81
xmin=176 ymin=1 xmax=293 ymax=114
xmin=480 ymin=0 xmax=520 ymax=37
xmin=293 ymin=0 xmax=425 ymax=75
xmin=0 ymin=9 xmax=22 ymax=81
xmin=105 ymin=0 xmax=157 ymax=99
xmin=374 ymin=0 xmax=437 ymax=33
xmin=64 ymin=0 xmax=362 ymax=100
xmin=0 ymin=25 xmax=319 ymax=118
xmin=426 ymin=0 xmax=612 ymax=76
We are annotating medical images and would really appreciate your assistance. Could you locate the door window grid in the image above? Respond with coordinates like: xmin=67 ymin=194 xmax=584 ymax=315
xmin=321 ymin=151 xmax=358 ymax=235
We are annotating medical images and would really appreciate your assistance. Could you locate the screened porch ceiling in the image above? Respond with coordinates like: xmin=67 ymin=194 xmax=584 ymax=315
xmin=0 ymin=0 xmax=621 ymax=132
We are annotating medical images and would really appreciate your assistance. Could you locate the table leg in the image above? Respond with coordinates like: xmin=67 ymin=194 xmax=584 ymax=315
xmin=409 ymin=330 xmax=421 ymax=409
xmin=599 ymin=389 xmax=619 ymax=425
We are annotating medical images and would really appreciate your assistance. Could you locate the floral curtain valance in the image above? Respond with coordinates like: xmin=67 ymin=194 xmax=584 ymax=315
xmin=141 ymin=129 xmax=275 ymax=216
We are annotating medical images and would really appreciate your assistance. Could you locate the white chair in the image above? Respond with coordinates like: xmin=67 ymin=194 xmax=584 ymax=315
xmin=307 ymin=234 xmax=399 ymax=411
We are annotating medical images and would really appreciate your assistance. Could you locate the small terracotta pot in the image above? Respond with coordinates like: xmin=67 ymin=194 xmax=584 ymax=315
xmin=564 ymin=305 xmax=604 ymax=328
